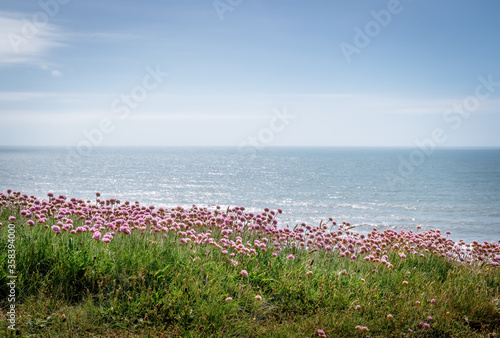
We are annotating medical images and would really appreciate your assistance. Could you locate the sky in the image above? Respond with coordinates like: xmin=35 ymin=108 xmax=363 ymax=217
xmin=1 ymin=0 xmax=500 ymax=148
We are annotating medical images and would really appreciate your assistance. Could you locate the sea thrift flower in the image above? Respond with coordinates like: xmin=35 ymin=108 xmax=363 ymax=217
xmin=306 ymin=271 xmax=313 ymax=276
xmin=430 ymin=298 xmax=436 ymax=303
xmin=51 ymin=225 xmax=61 ymax=234
xmin=355 ymin=305 xmax=362 ymax=310
xmin=8 ymin=216 xmax=16 ymax=222
xmin=93 ymin=231 xmax=102 ymax=241
xmin=272 ymin=252 xmax=277 ymax=257
xmin=415 ymin=301 xmax=421 ymax=306
xmin=360 ymin=278 xmax=365 ymax=283
xmin=287 ymin=254 xmax=295 ymax=259
xmin=387 ymin=314 xmax=393 ymax=319
xmin=255 ymin=295 xmax=262 ymax=301
xmin=427 ymin=316 xmax=432 ymax=320
xmin=317 ymin=329 xmax=326 ymax=337
xmin=225 ymin=297 xmax=232 ymax=302
xmin=402 ymin=281 xmax=408 ymax=286
xmin=240 ymin=270 xmax=248 ymax=277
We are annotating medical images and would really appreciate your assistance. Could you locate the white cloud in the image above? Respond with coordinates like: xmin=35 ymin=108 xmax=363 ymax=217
xmin=69 ymin=31 xmax=146 ymax=41
xmin=51 ymin=69 xmax=62 ymax=77
xmin=0 ymin=11 xmax=66 ymax=66
xmin=281 ymin=93 xmax=500 ymax=116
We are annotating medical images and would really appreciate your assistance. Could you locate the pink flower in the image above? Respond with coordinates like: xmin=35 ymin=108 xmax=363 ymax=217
xmin=51 ymin=225 xmax=61 ymax=234
xmin=306 ymin=271 xmax=313 ymax=276
xmin=93 ymin=231 xmax=102 ymax=241
xmin=255 ymin=295 xmax=262 ymax=301
xmin=415 ymin=301 xmax=421 ymax=306
xmin=240 ymin=270 xmax=248 ymax=277
xmin=430 ymin=298 xmax=435 ymax=303
xmin=387 ymin=314 xmax=393 ymax=319
xmin=225 ymin=297 xmax=232 ymax=302
xmin=402 ymin=281 xmax=408 ymax=286
xmin=8 ymin=216 xmax=16 ymax=222
xmin=287 ymin=254 xmax=295 ymax=259
xmin=317 ymin=329 xmax=326 ymax=337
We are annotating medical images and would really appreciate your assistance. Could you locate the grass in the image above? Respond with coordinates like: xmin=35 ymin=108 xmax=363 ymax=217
xmin=0 ymin=192 xmax=499 ymax=337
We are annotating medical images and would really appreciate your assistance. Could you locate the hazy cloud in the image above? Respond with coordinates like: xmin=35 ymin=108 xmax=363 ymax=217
xmin=0 ymin=11 xmax=66 ymax=66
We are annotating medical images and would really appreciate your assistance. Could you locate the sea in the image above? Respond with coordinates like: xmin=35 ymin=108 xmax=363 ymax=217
xmin=0 ymin=146 xmax=499 ymax=244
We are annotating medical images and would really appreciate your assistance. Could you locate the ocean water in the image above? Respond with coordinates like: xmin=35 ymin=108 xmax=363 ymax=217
xmin=0 ymin=147 xmax=499 ymax=244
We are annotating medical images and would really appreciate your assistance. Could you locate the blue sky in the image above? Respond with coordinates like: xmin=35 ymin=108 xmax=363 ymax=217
xmin=1 ymin=0 xmax=500 ymax=147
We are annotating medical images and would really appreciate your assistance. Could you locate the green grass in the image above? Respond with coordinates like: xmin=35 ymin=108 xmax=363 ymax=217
xmin=1 ymin=206 xmax=499 ymax=337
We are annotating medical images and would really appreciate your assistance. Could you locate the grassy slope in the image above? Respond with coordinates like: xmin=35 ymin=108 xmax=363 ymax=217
xmin=1 ymin=207 xmax=500 ymax=337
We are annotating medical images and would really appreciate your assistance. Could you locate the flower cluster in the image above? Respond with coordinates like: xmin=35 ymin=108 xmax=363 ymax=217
xmin=1 ymin=190 xmax=499 ymax=268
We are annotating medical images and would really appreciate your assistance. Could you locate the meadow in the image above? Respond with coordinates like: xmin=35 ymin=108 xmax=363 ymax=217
xmin=0 ymin=190 xmax=499 ymax=337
